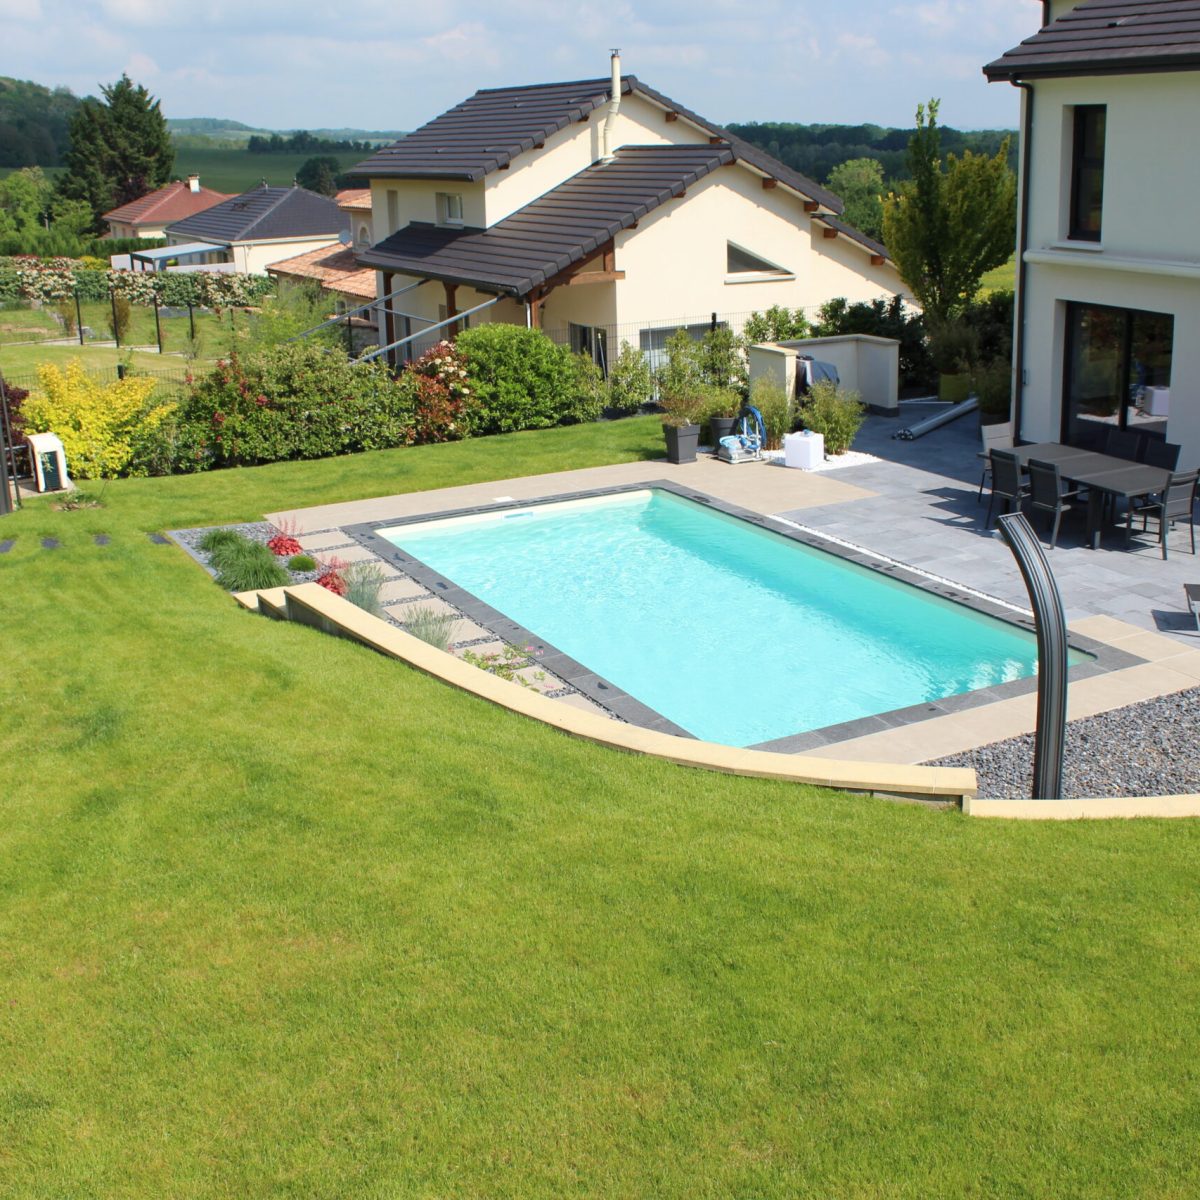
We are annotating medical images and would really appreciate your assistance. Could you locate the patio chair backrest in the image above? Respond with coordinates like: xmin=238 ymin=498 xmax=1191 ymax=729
xmin=980 ymin=421 xmax=1014 ymax=455
xmin=1027 ymin=458 xmax=1063 ymax=508
xmin=990 ymin=448 xmax=1024 ymax=499
xmin=1104 ymin=427 xmax=1145 ymax=461
xmin=1143 ymin=440 xmax=1182 ymax=471
xmin=1161 ymin=470 xmax=1199 ymax=519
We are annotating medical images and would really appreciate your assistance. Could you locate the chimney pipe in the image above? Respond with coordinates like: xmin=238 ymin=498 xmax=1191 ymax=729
xmin=187 ymin=174 xmax=200 ymax=193
xmin=601 ymin=48 xmax=621 ymax=162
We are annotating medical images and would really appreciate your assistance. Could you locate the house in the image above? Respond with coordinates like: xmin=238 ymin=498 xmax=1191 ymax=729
xmin=163 ymin=184 xmax=350 ymax=275
xmin=338 ymin=189 xmax=374 ymax=251
xmin=985 ymin=0 xmax=1200 ymax=466
xmin=102 ymin=175 xmax=231 ymax=239
xmin=266 ymin=242 xmax=379 ymax=347
xmin=351 ymin=56 xmax=907 ymax=368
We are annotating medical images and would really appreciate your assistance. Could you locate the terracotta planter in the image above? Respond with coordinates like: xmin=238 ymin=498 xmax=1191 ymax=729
xmin=663 ymin=423 xmax=700 ymax=464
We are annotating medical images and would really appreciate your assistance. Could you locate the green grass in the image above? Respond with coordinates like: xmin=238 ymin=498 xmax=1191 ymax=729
xmin=980 ymin=256 xmax=1016 ymax=294
xmin=172 ymin=147 xmax=368 ymax=193
xmin=2 ymin=418 xmax=1200 ymax=1196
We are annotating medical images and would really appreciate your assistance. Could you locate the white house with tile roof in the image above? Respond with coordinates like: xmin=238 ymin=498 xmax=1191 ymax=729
xmin=985 ymin=0 xmax=1200 ymax=467
xmin=350 ymin=56 xmax=908 ymax=368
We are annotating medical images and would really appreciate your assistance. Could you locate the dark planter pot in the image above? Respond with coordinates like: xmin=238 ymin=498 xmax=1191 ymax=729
xmin=709 ymin=416 xmax=738 ymax=445
xmin=663 ymin=422 xmax=700 ymax=464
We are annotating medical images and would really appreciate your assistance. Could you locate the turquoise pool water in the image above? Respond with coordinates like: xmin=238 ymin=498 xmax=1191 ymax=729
xmin=380 ymin=490 xmax=1046 ymax=747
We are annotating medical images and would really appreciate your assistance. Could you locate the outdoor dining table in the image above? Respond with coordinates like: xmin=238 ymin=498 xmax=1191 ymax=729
xmin=1011 ymin=442 xmax=1170 ymax=550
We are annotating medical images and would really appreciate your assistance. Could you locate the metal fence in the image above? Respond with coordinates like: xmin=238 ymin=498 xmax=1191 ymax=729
xmin=0 ymin=362 xmax=194 ymax=395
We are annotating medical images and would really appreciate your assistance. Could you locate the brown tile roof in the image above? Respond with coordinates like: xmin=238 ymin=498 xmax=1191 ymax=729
xmin=336 ymin=188 xmax=372 ymax=210
xmin=103 ymin=180 xmax=233 ymax=226
xmin=984 ymin=0 xmax=1200 ymax=79
xmin=266 ymin=243 xmax=377 ymax=299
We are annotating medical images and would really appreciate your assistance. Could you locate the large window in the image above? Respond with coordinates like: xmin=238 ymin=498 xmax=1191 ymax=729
xmin=569 ymin=322 xmax=609 ymax=373
xmin=1069 ymin=106 xmax=1105 ymax=242
xmin=1062 ymin=302 xmax=1173 ymax=447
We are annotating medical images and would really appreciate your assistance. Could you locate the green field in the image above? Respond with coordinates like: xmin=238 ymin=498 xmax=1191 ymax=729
xmin=172 ymin=147 xmax=370 ymax=193
xmin=980 ymin=256 xmax=1016 ymax=295
xmin=1 ymin=419 xmax=1199 ymax=1196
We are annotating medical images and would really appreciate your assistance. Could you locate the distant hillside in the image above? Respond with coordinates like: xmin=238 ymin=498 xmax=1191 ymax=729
xmin=167 ymin=117 xmax=404 ymax=146
xmin=0 ymin=76 xmax=83 ymax=167
xmin=726 ymin=120 xmax=1018 ymax=186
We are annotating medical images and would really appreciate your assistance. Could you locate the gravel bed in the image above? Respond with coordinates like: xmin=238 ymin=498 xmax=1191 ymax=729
xmin=931 ymin=687 xmax=1200 ymax=798
xmin=172 ymin=521 xmax=324 ymax=583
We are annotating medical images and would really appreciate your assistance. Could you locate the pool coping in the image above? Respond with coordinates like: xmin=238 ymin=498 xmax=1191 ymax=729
xmin=341 ymin=480 xmax=1143 ymax=751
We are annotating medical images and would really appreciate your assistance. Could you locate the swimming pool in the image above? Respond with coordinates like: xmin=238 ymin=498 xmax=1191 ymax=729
xmin=376 ymin=488 xmax=1056 ymax=748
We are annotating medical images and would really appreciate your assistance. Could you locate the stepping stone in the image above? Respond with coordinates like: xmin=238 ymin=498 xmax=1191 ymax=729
xmin=297 ymin=530 xmax=351 ymax=551
xmin=147 ymin=533 xmax=170 ymax=544
xmin=94 ymin=534 xmax=110 ymax=545
xmin=0 ymin=539 xmax=13 ymax=554
xmin=41 ymin=537 xmax=59 ymax=550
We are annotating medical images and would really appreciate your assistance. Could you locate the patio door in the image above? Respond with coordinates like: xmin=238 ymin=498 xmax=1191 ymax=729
xmin=1062 ymin=302 xmax=1173 ymax=448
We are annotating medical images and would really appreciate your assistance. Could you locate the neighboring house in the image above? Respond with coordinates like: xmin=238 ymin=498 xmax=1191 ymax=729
xmin=985 ymin=0 xmax=1200 ymax=466
xmin=266 ymin=242 xmax=378 ymax=345
xmin=352 ymin=58 xmax=906 ymax=367
xmin=163 ymin=184 xmax=350 ymax=275
xmin=338 ymin=189 xmax=374 ymax=251
xmin=102 ymin=176 xmax=231 ymax=239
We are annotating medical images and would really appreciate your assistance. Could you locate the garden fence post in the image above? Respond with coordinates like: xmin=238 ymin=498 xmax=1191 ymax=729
xmin=153 ymin=295 xmax=163 ymax=354
xmin=188 ymin=302 xmax=195 ymax=343
xmin=345 ymin=312 xmax=353 ymax=355
xmin=110 ymin=289 xmax=121 ymax=349
xmin=0 ymin=377 xmax=18 ymax=514
xmin=75 ymin=289 xmax=84 ymax=346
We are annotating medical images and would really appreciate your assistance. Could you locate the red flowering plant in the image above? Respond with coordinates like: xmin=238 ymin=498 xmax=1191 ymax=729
xmin=315 ymin=554 xmax=348 ymax=595
xmin=407 ymin=340 xmax=475 ymax=443
xmin=266 ymin=515 xmax=303 ymax=557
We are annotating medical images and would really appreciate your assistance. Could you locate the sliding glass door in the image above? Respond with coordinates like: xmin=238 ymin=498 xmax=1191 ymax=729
xmin=1062 ymin=302 xmax=1173 ymax=447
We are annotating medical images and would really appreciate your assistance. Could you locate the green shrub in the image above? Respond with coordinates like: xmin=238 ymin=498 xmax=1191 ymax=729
xmin=973 ymin=357 xmax=1012 ymax=419
xmin=749 ymin=377 xmax=794 ymax=450
xmin=566 ymin=352 xmax=607 ymax=424
xmin=198 ymin=528 xmax=245 ymax=557
xmin=212 ymin=539 xmax=289 ymax=591
xmin=798 ymin=380 xmax=866 ymax=455
xmin=698 ymin=384 xmax=743 ymax=440
xmin=698 ymin=325 xmax=748 ymax=394
xmin=813 ymin=295 xmax=932 ymax=391
xmin=607 ymin=340 xmax=653 ymax=414
xmin=656 ymin=328 xmax=703 ymax=402
xmin=343 ymin=561 xmax=386 ymax=616
xmin=108 ymin=294 xmax=132 ymax=342
xmin=743 ymin=305 xmax=809 ymax=344
xmin=402 ymin=605 xmax=457 ymax=652
xmin=288 ymin=553 xmax=318 ymax=572
xmin=456 ymin=325 xmax=578 ymax=434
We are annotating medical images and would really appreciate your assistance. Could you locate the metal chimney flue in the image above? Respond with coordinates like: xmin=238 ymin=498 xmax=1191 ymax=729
xmin=601 ymin=49 xmax=621 ymax=162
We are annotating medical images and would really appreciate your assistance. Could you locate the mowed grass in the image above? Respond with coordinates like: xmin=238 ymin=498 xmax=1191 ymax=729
xmin=980 ymin=256 xmax=1016 ymax=294
xmin=2 ymin=419 xmax=1200 ymax=1197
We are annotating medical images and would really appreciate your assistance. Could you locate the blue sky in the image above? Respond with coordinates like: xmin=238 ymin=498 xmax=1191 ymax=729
xmin=5 ymin=0 xmax=1037 ymax=132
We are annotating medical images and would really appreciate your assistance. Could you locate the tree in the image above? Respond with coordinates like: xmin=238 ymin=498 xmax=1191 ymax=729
xmin=882 ymin=100 xmax=1016 ymax=323
xmin=295 ymin=155 xmax=341 ymax=197
xmin=0 ymin=166 xmax=52 ymax=235
xmin=826 ymin=157 xmax=886 ymax=242
xmin=57 ymin=75 xmax=174 ymax=229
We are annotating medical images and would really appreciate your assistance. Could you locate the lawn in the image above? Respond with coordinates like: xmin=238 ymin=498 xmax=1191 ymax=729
xmin=2 ymin=419 xmax=1199 ymax=1197
xmin=980 ymin=256 xmax=1016 ymax=294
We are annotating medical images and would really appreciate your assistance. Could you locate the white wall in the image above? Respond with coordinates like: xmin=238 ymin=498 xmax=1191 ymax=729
xmin=237 ymin=238 xmax=341 ymax=276
xmin=369 ymin=179 xmax=486 ymax=238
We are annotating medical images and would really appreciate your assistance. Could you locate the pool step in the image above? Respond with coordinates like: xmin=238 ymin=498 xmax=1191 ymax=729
xmin=232 ymin=586 xmax=290 ymax=618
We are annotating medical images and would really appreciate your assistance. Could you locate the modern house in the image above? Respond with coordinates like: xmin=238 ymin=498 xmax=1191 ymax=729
xmin=162 ymin=184 xmax=350 ymax=275
xmin=985 ymin=0 xmax=1200 ymax=465
xmin=102 ymin=175 xmax=231 ymax=239
xmin=351 ymin=57 xmax=906 ymax=367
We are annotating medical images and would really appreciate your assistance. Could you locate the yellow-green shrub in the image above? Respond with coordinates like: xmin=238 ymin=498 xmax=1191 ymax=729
xmin=21 ymin=361 xmax=175 ymax=478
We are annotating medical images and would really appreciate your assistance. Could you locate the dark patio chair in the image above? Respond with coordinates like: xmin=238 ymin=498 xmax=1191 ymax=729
xmin=1103 ymin=427 xmax=1146 ymax=462
xmin=1128 ymin=470 xmax=1199 ymax=559
xmin=985 ymin=449 xmax=1028 ymax=529
xmin=1142 ymin=440 xmax=1182 ymax=471
xmin=1027 ymin=458 xmax=1082 ymax=548
xmin=977 ymin=421 xmax=1014 ymax=502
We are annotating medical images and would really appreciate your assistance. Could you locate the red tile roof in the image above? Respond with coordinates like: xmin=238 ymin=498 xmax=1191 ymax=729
xmin=103 ymin=180 xmax=233 ymax=227
xmin=266 ymin=243 xmax=377 ymax=300
xmin=336 ymin=188 xmax=372 ymax=211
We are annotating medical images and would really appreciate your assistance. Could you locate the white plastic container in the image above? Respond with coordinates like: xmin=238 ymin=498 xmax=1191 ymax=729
xmin=1143 ymin=386 xmax=1170 ymax=417
xmin=784 ymin=430 xmax=824 ymax=470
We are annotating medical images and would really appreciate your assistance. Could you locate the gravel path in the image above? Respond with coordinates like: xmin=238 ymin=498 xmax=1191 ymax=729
xmin=931 ymin=687 xmax=1200 ymax=798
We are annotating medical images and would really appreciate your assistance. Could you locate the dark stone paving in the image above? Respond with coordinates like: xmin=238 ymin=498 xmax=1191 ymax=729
xmin=41 ymin=537 xmax=58 ymax=550
xmin=780 ymin=403 xmax=1200 ymax=643
xmin=0 ymin=539 xmax=13 ymax=554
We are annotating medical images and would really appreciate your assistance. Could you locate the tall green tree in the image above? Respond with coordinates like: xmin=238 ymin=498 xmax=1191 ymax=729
xmin=0 ymin=166 xmax=52 ymax=235
xmin=295 ymin=155 xmax=341 ymax=197
xmin=882 ymin=100 xmax=1016 ymax=322
xmin=826 ymin=157 xmax=886 ymax=241
xmin=57 ymin=75 xmax=174 ymax=229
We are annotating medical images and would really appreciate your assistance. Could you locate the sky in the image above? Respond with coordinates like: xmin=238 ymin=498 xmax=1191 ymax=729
xmin=2 ymin=0 xmax=1037 ymax=132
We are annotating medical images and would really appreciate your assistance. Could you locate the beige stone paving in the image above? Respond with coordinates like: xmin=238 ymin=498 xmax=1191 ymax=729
xmin=296 ymin=530 xmax=353 ymax=551
xmin=379 ymin=579 xmax=432 ymax=604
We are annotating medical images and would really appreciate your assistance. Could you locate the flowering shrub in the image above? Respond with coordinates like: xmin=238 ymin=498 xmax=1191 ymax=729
xmin=13 ymin=256 xmax=76 ymax=302
xmin=407 ymin=341 xmax=474 ymax=442
xmin=20 ymin=361 xmax=175 ymax=478
xmin=266 ymin=533 xmax=303 ymax=557
xmin=107 ymin=269 xmax=158 ymax=305
xmin=315 ymin=556 xmax=348 ymax=595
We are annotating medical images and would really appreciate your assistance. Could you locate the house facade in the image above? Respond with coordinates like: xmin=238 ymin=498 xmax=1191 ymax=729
xmin=352 ymin=61 xmax=906 ymax=367
xmin=985 ymin=0 xmax=1200 ymax=465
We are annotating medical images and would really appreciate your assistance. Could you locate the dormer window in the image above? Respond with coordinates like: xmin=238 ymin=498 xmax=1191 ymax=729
xmin=438 ymin=192 xmax=465 ymax=226
xmin=1069 ymin=106 xmax=1105 ymax=242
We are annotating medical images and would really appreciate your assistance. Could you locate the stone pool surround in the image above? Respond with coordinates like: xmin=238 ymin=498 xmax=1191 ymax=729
xmin=337 ymin=480 xmax=1138 ymax=752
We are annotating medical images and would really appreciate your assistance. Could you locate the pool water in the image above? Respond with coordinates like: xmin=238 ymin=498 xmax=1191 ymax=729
xmin=380 ymin=490 xmax=1048 ymax=747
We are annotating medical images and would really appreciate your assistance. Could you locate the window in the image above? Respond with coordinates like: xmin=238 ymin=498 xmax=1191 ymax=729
xmin=386 ymin=190 xmax=399 ymax=233
xmin=1062 ymin=302 xmax=1173 ymax=447
xmin=726 ymin=242 xmax=790 ymax=275
xmin=356 ymin=223 xmax=370 ymax=249
xmin=1069 ymin=106 xmax=1105 ymax=241
xmin=438 ymin=192 xmax=464 ymax=226
xmin=638 ymin=322 xmax=712 ymax=375
xmin=569 ymin=323 xmax=609 ymax=373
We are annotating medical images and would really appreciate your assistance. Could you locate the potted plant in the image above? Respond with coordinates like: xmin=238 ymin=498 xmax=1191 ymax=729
xmin=973 ymin=357 xmax=1012 ymax=426
xmin=927 ymin=319 xmax=980 ymax=404
xmin=702 ymin=384 xmax=744 ymax=446
xmin=659 ymin=391 xmax=704 ymax=463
